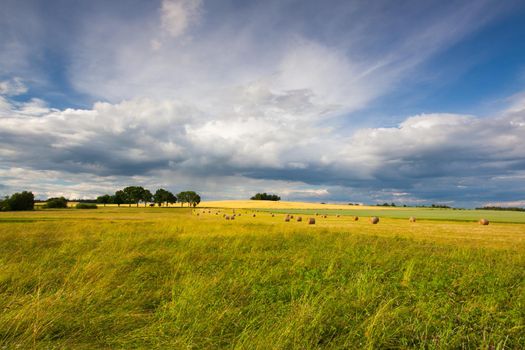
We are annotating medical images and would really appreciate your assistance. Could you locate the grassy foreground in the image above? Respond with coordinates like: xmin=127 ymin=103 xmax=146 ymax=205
xmin=0 ymin=207 xmax=524 ymax=348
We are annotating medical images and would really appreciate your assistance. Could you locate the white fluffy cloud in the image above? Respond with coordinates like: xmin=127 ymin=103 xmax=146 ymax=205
xmin=505 ymin=92 xmax=525 ymax=114
xmin=1 ymin=87 xmax=525 ymax=205
xmin=64 ymin=0 xmax=502 ymax=113
xmin=161 ymin=0 xmax=201 ymax=38
xmin=0 ymin=97 xmax=52 ymax=118
xmin=0 ymin=77 xmax=27 ymax=96
xmin=340 ymin=113 xmax=525 ymax=180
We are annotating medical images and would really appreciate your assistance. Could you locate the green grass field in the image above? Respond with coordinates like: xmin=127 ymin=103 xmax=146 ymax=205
xmin=259 ymin=207 xmax=525 ymax=224
xmin=1 ymin=206 xmax=524 ymax=348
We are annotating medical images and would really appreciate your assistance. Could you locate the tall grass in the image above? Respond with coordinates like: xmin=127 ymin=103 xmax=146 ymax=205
xmin=0 ymin=207 xmax=524 ymax=348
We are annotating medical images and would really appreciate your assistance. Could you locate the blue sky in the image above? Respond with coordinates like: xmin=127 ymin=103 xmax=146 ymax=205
xmin=1 ymin=0 xmax=525 ymax=207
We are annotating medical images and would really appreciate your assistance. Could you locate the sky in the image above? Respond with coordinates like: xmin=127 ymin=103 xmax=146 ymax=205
xmin=1 ymin=0 xmax=525 ymax=207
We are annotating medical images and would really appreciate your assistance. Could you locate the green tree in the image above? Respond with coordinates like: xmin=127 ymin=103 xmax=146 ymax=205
xmin=123 ymin=186 xmax=145 ymax=207
xmin=45 ymin=197 xmax=68 ymax=208
xmin=177 ymin=191 xmax=188 ymax=207
xmin=113 ymin=190 xmax=126 ymax=207
xmin=142 ymin=189 xmax=153 ymax=207
xmin=188 ymin=192 xmax=201 ymax=207
xmin=167 ymin=192 xmax=177 ymax=206
xmin=177 ymin=191 xmax=201 ymax=207
xmin=3 ymin=191 xmax=34 ymax=211
xmin=154 ymin=188 xmax=175 ymax=206
xmin=177 ymin=191 xmax=185 ymax=207
xmin=154 ymin=188 xmax=167 ymax=206
xmin=96 ymin=194 xmax=111 ymax=207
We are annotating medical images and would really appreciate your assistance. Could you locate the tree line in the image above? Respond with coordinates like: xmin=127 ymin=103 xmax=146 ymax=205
xmin=97 ymin=187 xmax=201 ymax=207
xmin=476 ymin=206 xmax=525 ymax=212
xmin=0 ymin=187 xmax=201 ymax=211
xmin=250 ymin=192 xmax=281 ymax=201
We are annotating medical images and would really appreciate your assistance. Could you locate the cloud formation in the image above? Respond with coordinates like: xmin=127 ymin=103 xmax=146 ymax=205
xmin=161 ymin=0 xmax=202 ymax=38
xmin=0 ymin=0 xmax=524 ymax=206
xmin=0 ymin=77 xmax=27 ymax=96
xmin=1 ymin=89 xmax=524 ymax=205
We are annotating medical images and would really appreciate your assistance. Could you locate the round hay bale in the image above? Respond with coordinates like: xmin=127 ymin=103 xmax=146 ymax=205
xmin=323 ymin=215 xmax=327 ymax=218
xmin=370 ymin=216 xmax=379 ymax=224
xmin=354 ymin=216 xmax=359 ymax=221
xmin=479 ymin=218 xmax=489 ymax=225
xmin=308 ymin=217 xmax=316 ymax=225
xmin=252 ymin=214 xmax=256 ymax=217
xmin=215 ymin=212 xmax=218 ymax=215
xmin=230 ymin=216 xmax=235 ymax=220
xmin=271 ymin=214 xmax=275 ymax=217
xmin=225 ymin=215 xmax=230 ymax=220
xmin=409 ymin=216 xmax=416 ymax=223
xmin=237 ymin=213 xmax=241 ymax=216
xmin=284 ymin=215 xmax=290 ymax=222
xmin=290 ymin=215 xmax=294 ymax=219
xmin=336 ymin=214 xmax=340 ymax=218
xmin=297 ymin=216 xmax=302 ymax=222
xmin=315 ymin=213 xmax=319 ymax=216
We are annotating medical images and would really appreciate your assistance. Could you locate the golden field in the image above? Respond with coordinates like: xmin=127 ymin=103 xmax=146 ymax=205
xmin=0 ymin=203 xmax=523 ymax=348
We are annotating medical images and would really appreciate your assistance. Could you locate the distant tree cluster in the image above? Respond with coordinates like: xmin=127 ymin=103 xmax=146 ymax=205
xmin=0 ymin=191 xmax=34 ymax=211
xmin=376 ymin=203 xmax=454 ymax=209
xmin=426 ymin=204 xmax=452 ymax=209
xmin=95 ymin=194 xmax=112 ymax=206
xmin=44 ymin=197 xmax=68 ymax=208
xmin=0 ymin=186 xmax=201 ymax=211
xmin=250 ymin=193 xmax=281 ymax=201
xmin=176 ymin=191 xmax=201 ymax=207
xmin=476 ymin=206 xmax=525 ymax=212
xmin=76 ymin=203 xmax=98 ymax=209
xmin=377 ymin=202 xmax=397 ymax=207
xmin=153 ymin=188 xmax=177 ymax=206
xmin=96 ymin=186 xmax=163 ymax=207
xmin=96 ymin=187 xmax=201 ymax=207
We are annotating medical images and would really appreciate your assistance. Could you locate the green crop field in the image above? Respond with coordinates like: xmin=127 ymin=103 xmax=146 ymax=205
xmin=259 ymin=207 xmax=525 ymax=224
xmin=1 ymin=206 xmax=524 ymax=348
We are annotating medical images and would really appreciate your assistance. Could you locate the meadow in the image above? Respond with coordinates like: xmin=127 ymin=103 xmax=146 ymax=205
xmin=203 ymin=200 xmax=525 ymax=223
xmin=0 ymin=204 xmax=524 ymax=348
